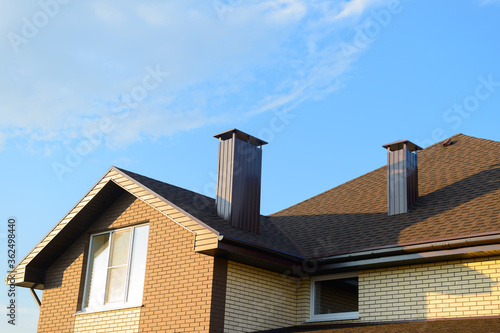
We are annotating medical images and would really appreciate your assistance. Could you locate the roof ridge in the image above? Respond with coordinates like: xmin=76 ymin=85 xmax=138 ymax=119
xmin=271 ymin=133 xmax=500 ymax=216
xmin=266 ymin=216 xmax=308 ymax=257
xmin=422 ymin=133 xmax=500 ymax=150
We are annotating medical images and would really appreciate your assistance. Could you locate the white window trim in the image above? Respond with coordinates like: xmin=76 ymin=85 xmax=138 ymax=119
xmin=81 ymin=224 xmax=149 ymax=313
xmin=308 ymin=271 xmax=359 ymax=322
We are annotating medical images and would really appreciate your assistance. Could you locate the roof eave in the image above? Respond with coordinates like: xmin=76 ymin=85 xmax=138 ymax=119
xmin=218 ymin=234 xmax=306 ymax=262
xmin=196 ymin=234 xmax=305 ymax=274
xmin=317 ymin=243 xmax=500 ymax=274
xmin=314 ymin=233 xmax=500 ymax=274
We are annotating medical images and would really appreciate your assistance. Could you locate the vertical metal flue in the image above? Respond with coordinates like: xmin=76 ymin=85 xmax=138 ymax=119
xmin=383 ymin=140 xmax=423 ymax=216
xmin=214 ymin=129 xmax=267 ymax=234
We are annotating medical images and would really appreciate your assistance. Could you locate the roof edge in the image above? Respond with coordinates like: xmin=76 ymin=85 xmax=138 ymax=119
xmin=113 ymin=167 xmax=220 ymax=236
xmin=6 ymin=166 xmax=119 ymax=285
xmin=218 ymin=234 xmax=306 ymax=262
xmin=318 ymin=231 xmax=500 ymax=263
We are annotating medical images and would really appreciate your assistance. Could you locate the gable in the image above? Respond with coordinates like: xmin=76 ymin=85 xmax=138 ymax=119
xmin=11 ymin=167 xmax=220 ymax=289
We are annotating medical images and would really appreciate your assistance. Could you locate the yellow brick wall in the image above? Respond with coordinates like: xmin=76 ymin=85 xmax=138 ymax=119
xmin=359 ymin=256 xmax=500 ymax=322
xmin=37 ymin=192 xmax=144 ymax=332
xmin=224 ymin=261 xmax=303 ymax=333
xmin=296 ymin=277 xmax=311 ymax=323
xmin=74 ymin=307 xmax=141 ymax=333
xmin=37 ymin=192 xmax=222 ymax=333
xmin=138 ymin=197 xmax=217 ymax=333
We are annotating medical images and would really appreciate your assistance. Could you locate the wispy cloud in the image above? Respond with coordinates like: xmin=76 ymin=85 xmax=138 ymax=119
xmin=335 ymin=0 xmax=388 ymax=20
xmin=0 ymin=0 xmax=396 ymax=154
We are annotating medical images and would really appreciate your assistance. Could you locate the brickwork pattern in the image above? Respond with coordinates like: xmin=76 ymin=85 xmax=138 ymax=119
xmin=74 ymin=307 xmax=141 ymax=333
xmin=360 ymin=256 xmax=500 ymax=322
xmin=138 ymin=197 xmax=217 ymax=333
xmin=37 ymin=192 xmax=221 ymax=333
xmin=224 ymin=261 xmax=300 ymax=333
xmin=36 ymin=233 xmax=86 ymax=332
xmin=38 ymin=192 xmax=141 ymax=332
xmin=296 ymin=277 xmax=311 ymax=323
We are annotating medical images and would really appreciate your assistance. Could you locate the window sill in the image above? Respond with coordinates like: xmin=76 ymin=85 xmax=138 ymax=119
xmin=75 ymin=304 xmax=143 ymax=316
xmin=306 ymin=312 xmax=359 ymax=323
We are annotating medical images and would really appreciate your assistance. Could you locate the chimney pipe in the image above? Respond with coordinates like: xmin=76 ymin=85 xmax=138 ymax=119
xmin=214 ymin=129 xmax=268 ymax=233
xmin=382 ymin=140 xmax=423 ymax=216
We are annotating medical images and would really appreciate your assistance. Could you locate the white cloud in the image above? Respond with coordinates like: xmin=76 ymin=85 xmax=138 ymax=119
xmin=0 ymin=0 xmax=397 ymax=153
xmin=334 ymin=0 xmax=389 ymax=20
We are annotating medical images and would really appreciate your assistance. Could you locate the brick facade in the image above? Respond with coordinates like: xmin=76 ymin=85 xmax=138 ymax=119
xmin=359 ymin=256 xmax=500 ymax=322
xmin=224 ymin=261 xmax=303 ymax=332
xmin=74 ymin=307 xmax=141 ymax=333
xmin=292 ymin=256 xmax=500 ymax=328
xmin=32 ymin=185 xmax=500 ymax=332
xmin=138 ymin=194 xmax=220 ymax=333
xmin=37 ymin=192 xmax=225 ymax=333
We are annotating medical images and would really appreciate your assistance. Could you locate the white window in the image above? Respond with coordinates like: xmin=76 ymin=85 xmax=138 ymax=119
xmin=82 ymin=224 xmax=149 ymax=312
xmin=309 ymin=272 xmax=359 ymax=322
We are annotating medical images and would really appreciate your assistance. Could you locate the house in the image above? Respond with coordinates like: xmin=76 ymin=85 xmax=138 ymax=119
xmin=8 ymin=130 xmax=500 ymax=333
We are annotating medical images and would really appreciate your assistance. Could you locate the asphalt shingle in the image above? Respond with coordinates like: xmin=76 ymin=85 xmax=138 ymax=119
xmin=120 ymin=134 xmax=500 ymax=259
xmin=271 ymin=134 xmax=500 ymax=257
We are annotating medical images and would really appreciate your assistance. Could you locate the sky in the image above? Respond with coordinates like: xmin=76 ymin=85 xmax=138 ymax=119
xmin=1 ymin=0 xmax=500 ymax=331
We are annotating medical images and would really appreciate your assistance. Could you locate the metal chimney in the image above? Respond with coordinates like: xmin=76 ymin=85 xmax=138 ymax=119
xmin=214 ymin=129 xmax=268 ymax=233
xmin=382 ymin=140 xmax=423 ymax=216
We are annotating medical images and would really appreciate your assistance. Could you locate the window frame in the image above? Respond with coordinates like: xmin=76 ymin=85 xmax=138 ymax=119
xmin=308 ymin=272 xmax=359 ymax=322
xmin=81 ymin=224 xmax=149 ymax=313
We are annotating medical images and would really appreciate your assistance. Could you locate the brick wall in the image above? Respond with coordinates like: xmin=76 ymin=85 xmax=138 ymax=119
xmin=296 ymin=277 xmax=311 ymax=323
xmin=224 ymin=261 xmax=301 ymax=333
xmin=34 ymin=186 xmax=500 ymax=332
xmin=137 ymin=197 xmax=220 ymax=333
xmin=37 ymin=231 xmax=86 ymax=332
xmin=38 ymin=192 xmax=144 ymax=332
xmin=74 ymin=307 xmax=141 ymax=333
xmin=360 ymin=256 xmax=500 ymax=322
xmin=293 ymin=256 xmax=500 ymax=326
xmin=37 ymin=192 xmax=224 ymax=333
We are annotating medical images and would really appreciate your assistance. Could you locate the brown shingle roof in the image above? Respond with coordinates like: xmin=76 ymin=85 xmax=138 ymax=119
xmin=270 ymin=134 xmax=500 ymax=257
xmin=119 ymin=134 xmax=500 ymax=259
xmin=116 ymin=168 xmax=304 ymax=257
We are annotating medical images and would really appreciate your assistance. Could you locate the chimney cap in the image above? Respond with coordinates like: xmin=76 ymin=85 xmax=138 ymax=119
xmin=382 ymin=140 xmax=423 ymax=152
xmin=214 ymin=128 xmax=268 ymax=147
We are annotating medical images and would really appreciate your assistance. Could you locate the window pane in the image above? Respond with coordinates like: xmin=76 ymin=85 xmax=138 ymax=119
xmin=106 ymin=267 xmax=127 ymax=303
xmin=109 ymin=230 xmax=131 ymax=267
xmin=314 ymin=277 xmax=358 ymax=315
xmin=127 ymin=225 xmax=149 ymax=304
xmin=84 ymin=233 xmax=110 ymax=308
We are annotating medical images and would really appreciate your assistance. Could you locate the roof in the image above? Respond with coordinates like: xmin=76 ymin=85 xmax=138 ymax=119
xmin=116 ymin=168 xmax=301 ymax=256
xmin=8 ymin=133 xmax=500 ymax=288
xmin=270 ymin=134 xmax=500 ymax=257
xmin=10 ymin=166 xmax=301 ymax=289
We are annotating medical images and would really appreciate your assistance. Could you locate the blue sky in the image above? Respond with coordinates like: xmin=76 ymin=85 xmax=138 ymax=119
xmin=1 ymin=0 xmax=500 ymax=331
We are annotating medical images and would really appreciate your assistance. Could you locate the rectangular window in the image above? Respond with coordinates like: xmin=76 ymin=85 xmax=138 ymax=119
xmin=82 ymin=224 xmax=149 ymax=312
xmin=309 ymin=272 xmax=359 ymax=322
